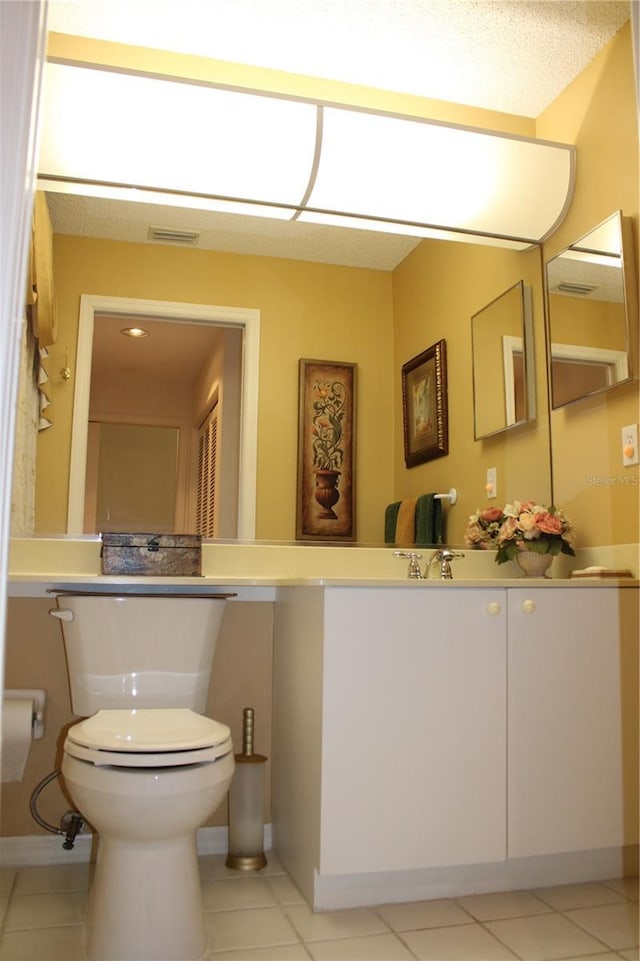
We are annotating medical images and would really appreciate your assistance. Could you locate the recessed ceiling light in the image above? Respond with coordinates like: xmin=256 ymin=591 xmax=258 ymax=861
xmin=121 ymin=327 xmax=149 ymax=338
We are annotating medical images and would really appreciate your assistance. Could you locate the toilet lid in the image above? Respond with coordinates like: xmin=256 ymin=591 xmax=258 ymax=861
xmin=66 ymin=709 xmax=231 ymax=752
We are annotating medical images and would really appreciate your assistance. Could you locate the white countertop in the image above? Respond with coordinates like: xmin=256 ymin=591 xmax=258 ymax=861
xmin=7 ymin=537 xmax=638 ymax=597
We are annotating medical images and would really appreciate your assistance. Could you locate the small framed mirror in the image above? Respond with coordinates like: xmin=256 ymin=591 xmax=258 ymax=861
xmin=546 ymin=211 xmax=637 ymax=409
xmin=471 ymin=280 xmax=534 ymax=440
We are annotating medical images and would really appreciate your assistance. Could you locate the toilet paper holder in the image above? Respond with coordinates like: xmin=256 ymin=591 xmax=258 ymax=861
xmin=3 ymin=689 xmax=46 ymax=739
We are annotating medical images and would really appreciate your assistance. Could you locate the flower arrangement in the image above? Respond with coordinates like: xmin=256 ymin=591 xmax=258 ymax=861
xmin=465 ymin=500 xmax=576 ymax=565
xmin=311 ymin=378 xmax=346 ymax=471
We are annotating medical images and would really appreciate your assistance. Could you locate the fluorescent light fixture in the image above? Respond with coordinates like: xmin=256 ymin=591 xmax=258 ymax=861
xmin=37 ymin=61 xmax=575 ymax=245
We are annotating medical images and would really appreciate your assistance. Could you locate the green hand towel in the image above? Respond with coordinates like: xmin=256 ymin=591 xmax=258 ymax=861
xmin=415 ymin=494 xmax=444 ymax=545
xmin=384 ymin=501 xmax=402 ymax=544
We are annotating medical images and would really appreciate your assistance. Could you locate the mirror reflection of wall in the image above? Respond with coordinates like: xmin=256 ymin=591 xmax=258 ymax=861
xmin=472 ymin=281 xmax=533 ymax=439
xmin=88 ymin=422 xmax=179 ymax=533
xmin=546 ymin=211 xmax=634 ymax=409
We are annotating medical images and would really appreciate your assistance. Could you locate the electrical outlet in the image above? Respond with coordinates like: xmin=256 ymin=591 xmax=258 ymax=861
xmin=622 ymin=424 xmax=639 ymax=467
xmin=486 ymin=467 xmax=497 ymax=499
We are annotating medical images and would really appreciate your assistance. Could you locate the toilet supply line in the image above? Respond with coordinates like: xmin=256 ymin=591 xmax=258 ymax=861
xmin=29 ymin=768 xmax=85 ymax=850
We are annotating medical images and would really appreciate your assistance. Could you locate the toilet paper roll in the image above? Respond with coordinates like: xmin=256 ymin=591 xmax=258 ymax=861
xmin=1 ymin=698 xmax=34 ymax=783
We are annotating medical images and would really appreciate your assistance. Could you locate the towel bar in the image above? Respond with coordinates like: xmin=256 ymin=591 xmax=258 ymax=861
xmin=434 ymin=488 xmax=457 ymax=505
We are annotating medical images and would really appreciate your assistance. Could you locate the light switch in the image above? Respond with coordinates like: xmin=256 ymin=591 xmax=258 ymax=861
xmin=622 ymin=424 xmax=638 ymax=466
xmin=486 ymin=467 xmax=497 ymax=499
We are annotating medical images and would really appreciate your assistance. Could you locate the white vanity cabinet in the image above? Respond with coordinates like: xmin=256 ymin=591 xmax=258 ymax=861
xmin=272 ymin=583 xmax=638 ymax=910
xmin=319 ymin=587 xmax=507 ymax=874
xmin=272 ymin=586 xmax=508 ymax=904
xmin=507 ymin=586 xmax=639 ymax=858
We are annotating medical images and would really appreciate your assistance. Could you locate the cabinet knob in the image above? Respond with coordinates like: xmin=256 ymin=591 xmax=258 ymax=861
xmin=487 ymin=601 xmax=501 ymax=616
xmin=522 ymin=599 xmax=536 ymax=614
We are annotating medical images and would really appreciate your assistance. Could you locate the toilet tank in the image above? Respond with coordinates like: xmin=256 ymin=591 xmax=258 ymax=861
xmin=51 ymin=594 xmax=229 ymax=717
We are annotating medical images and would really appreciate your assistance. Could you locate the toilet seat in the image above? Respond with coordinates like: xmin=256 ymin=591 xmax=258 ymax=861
xmin=64 ymin=708 xmax=232 ymax=768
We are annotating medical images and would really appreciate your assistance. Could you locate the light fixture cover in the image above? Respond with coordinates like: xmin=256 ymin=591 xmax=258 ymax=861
xmin=38 ymin=61 xmax=575 ymax=244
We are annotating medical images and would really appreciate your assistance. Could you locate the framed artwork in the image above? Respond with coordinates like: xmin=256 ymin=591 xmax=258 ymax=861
xmin=296 ymin=359 xmax=357 ymax=541
xmin=402 ymin=339 xmax=448 ymax=468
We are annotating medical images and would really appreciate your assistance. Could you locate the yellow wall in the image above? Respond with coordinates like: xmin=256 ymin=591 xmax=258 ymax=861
xmin=537 ymin=21 xmax=639 ymax=548
xmin=392 ymin=240 xmax=551 ymax=544
xmin=36 ymin=237 xmax=395 ymax=543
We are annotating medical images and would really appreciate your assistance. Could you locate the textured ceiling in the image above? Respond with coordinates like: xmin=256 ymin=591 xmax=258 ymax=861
xmin=47 ymin=0 xmax=630 ymax=117
xmin=43 ymin=0 xmax=631 ymax=270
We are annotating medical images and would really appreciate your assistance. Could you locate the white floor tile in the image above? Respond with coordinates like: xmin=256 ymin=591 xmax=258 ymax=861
xmin=564 ymin=901 xmax=640 ymax=950
xmin=456 ymin=890 xmax=552 ymax=921
xmin=534 ymin=881 xmax=627 ymax=911
xmin=211 ymin=945 xmax=312 ymax=961
xmin=3 ymin=892 xmax=86 ymax=931
xmin=284 ymin=904 xmax=389 ymax=942
xmin=13 ymin=863 xmax=91 ymax=896
xmin=0 ymin=925 xmax=86 ymax=961
xmin=550 ymin=954 xmax=621 ymax=961
xmin=375 ymin=898 xmax=475 ymax=931
xmin=205 ymin=905 xmax=300 ymax=952
xmin=307 ymin=932 xmax=417 ymax=960
xmin=484 ymin=911 xmax=610 ymax=961
xmin=619 ymin=948 xmax=640 ymax=961
xmin=265 ymin=875 xmax=307 ymax=905
xmin=202 ymin=877 xmax=278 ymax=911
xmin=400 ymin=921 xmax=519 ymax=960
xmin=0 ymin=868 xmax=16 ymax=899
xmin=603 ymin=877 xmax=639 ymax=902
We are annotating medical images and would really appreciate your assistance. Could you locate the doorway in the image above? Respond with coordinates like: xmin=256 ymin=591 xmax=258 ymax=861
xmin=68 ymin=295 xmax=260 ymax=538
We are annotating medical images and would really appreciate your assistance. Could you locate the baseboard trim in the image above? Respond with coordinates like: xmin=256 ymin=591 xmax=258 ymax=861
xmin=311 ymin=846 xmax=639 ymax=910
xmin=0 ymin=824 xmax=273 ymax=867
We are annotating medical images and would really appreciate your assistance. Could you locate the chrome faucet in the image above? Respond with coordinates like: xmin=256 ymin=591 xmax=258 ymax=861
xmin=427 ymin=548 xmax=465 ymax=580
xmin=393 ymin=550 xmax=424 ymax=579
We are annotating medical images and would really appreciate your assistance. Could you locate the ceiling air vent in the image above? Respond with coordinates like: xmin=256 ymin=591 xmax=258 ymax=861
xmin=148 ymin=226 xmax=200 ymax=246
xmin=552 ymin=281 xmax=599 ymax=297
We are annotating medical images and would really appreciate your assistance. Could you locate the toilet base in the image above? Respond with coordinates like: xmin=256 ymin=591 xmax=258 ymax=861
xmin=61 ymin=749 xmax=234 ymax=961
xmin=88 ymin=833 xmax=207 ymax=961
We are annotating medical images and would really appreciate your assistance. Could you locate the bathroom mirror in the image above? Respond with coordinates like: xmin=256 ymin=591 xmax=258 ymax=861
xmin=545 ymin=211 xmax=637 ymax=409
xmin=471 ymin=280 xmax=535 ymax=439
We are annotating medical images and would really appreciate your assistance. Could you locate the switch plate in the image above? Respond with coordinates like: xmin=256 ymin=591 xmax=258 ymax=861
xmin=622 ymin=424 xmax=639 ymax=466
xmin=486 ymin=467 xmax=497 ymax=499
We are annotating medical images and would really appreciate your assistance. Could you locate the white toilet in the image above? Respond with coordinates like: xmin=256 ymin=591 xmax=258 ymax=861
xmin=50 ymin=591 xmax=235 ymax=961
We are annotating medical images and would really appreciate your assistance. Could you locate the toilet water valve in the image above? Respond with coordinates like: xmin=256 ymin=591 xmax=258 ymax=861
xmin=60 ymin=810 xmax=85 ymax=850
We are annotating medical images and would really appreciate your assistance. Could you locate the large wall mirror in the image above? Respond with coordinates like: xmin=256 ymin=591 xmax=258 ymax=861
xmin=546 ymin=211 xmax=637 ymax=409
xmin=471 ymin=280 xmax=535 ymax=439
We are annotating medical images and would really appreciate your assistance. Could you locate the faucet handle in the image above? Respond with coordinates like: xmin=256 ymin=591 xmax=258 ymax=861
xmin=393 ymin=550 xmax=424 ymax=579
xmin=439 ymin=548 xmax=465 ymax=561
xmin=428 ymin=548 xmax=465 ymax=579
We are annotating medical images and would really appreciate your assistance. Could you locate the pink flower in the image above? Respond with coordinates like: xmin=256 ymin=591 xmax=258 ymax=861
xmin=535 ymin=512 xmax=563 ymax=536
xmin=481 ymin=507 xmax=503 ymax=523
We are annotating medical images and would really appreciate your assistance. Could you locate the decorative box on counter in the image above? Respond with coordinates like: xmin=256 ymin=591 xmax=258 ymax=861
xmin=101 ymin=533 xmax=202 ymax=576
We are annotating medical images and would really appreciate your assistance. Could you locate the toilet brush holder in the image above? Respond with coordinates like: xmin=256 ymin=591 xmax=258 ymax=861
xmin=226 ymin=707 xmax=268 ymax=871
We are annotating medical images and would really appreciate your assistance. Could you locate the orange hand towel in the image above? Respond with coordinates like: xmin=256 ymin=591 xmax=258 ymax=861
xmin=395 ymin=498 xmax=417 ymax=544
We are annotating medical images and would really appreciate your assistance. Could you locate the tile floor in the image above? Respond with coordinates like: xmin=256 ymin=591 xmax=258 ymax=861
xmin=0 ymin=854 xmax=636 ymax=961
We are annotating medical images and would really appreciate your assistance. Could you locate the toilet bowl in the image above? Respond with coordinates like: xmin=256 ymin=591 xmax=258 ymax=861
xmin=50 ymin=593 xmax=236 ymax=961
xmin=62 ymin=710 xmax=233 ymax=961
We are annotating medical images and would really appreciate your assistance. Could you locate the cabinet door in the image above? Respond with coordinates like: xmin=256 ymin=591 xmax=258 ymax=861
xmin=319 ymin=587 xmax=507 ymax=875
xmin=508 ymin=587 xmax=639 ymax=859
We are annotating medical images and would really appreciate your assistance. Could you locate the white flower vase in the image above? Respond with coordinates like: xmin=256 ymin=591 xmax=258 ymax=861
xmin=516 ymin=550 xmax=553 ymax=578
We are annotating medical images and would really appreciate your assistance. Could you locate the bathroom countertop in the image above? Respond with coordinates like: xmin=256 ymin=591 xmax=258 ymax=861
xmin=7 ymin=537 xmax=638 ymax=596
xmin=7 ymin=572 xmax=638 ymax=598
